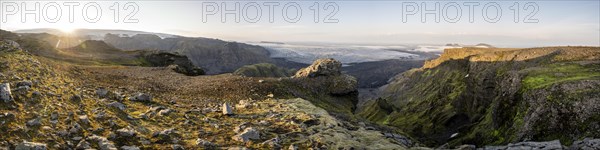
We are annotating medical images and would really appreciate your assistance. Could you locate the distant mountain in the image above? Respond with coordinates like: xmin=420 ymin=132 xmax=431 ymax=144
xmin=103 ymin=34 xmax=283 ymax=74
xmin=9 ymin=28 xmax=433 ymax=88
xmin=14 ymin=28 xmax=179 ymax=40
xmin=443 ymin=43 xmax=496 ymax=48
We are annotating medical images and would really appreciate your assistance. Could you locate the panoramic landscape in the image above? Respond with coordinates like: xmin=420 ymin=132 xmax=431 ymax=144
xmin=1 ymin=0 xmax=599 ymax=150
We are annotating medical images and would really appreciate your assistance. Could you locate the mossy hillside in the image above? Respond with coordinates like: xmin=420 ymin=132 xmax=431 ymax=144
xmin=233 ymin=63 xmax=295 ymax=77
xmin=373 ymin=59 xmax=471 ymax=146
xmin=360 ymin=47 xmax=600 ymax=147
xmin=522 ymin=63 xmax=600 ymax=90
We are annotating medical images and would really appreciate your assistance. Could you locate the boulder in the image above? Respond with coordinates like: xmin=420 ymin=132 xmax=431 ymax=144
xmin=70 ymin=94 xmax=82 ymax=102
xmin=96 ymin=88 xmax=109 ymax=98
xmin=116 ymin=127 xmax=136 ymax=137
xmin=232 ymin=127 xmax=260 ymax=142
xmin=129 ymin=93 xmax=152 ymax=102
xmin=15 ymin=141 xmax=46 ymax=150
xmin=293 ymin=58 xmax=342 ymax=78
xmin=0 ymin=83 xmax=12 ymax=102
xmin=291 ymin=58 xmax=358 ymax=95
xmin=158 ymin=109 xmax=173 ymax=116
xmin=152 ymin=128 xmax=178 ymax=143
xmin=0 ymin=40 xmax=21 ymax=51
xmin=26 ymin=118 xmax=41 ymax=126
xmin=222 ymin=103 xmax=233 ymax=115
xmin=171 ymin=144 xmax=184 ymax=150
xmin=87 ymin=135 xmax=118 ymax=150
xmin=196 ymin=138 xmax=217 ymax=148
xmin=16 ymin=81 xmax=32 ymax=88
xmin=78 ymin=115 xmax=89 ymax=124
xmin=121 ymin=146 xmax=140 ymax=150
xmin=107 ymin=102 xmax=126 ymax=111
xmin=75 ymin=140 xmax=91 ymax=149
xmin=328 ymin=74 xmax=358 ymax=95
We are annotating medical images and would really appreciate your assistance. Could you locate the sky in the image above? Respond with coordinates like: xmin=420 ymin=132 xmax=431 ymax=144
xmin=0 ymin=0 xmax=599 ymax=47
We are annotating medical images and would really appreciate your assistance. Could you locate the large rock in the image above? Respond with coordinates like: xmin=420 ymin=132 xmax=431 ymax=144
xmin=196 ymin=138 xmax=217 ymax=148
xmin=87 ymin=135 xmax=118 ymax=150
xmin=570 ymin=138 xmax=600 ymax=150
xmin=291 ymin=58 xmax=358 ymax=95
xmin=0 ymin=40 xmax=21 ymax=52
xmin=152 ymin=128 xmax=179 ymax=143
xmin=222 ymin=103 xmax=233 ymax=115
xmin=0 ymin=83 xmax=13 ymax=102
xmin=484 ymin=140 xmax=563 ymax=150
xmin=129 ymin=93 xmax=152 ymax=102
xmin=232 ymin=127 xmax=260 ymax=142
xmin=107 ymin=102 xmax=126 ymax=111
xmin=116 ymin=127 xmax=136 ymax=137
xmin=15 ymin=141 xmax=46 ymax=150
xmin=328 ymin=74 xmax=358 ymax=95
xmin=293 ymin=58 xmax=342 ymax=78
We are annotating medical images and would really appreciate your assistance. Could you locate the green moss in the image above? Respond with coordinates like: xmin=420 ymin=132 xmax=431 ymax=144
xmin=233 ymin=63 xmax=293 ymax=77
xmin=522 ymin=63 xmax=600 ymax=90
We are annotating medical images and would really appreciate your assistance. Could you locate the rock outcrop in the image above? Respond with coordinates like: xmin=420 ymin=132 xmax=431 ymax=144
xmin=292 ymin=58 xmax=358 ymax=95
xmin=286 ymin=58 xmax=359 ymax=115
xmin=294 ymin=58 xmax=342 ymax=77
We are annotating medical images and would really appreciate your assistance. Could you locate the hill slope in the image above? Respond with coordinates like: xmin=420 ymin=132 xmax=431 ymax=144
xmin=359 ymin=47 xmax=600 ymax=146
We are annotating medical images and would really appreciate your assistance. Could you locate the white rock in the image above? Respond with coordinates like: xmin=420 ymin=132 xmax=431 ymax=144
xmin=87 ymin=135 xmax=118 ymax=150
xmin=129 ymin=93 xmax=152 ymax=102
xmin=116 ymin=127 xmax=136 ymax=137
xmin=76 ymin=140 xmax=91 ymax=149
xmin=232 ymin=127 xmax=260 ymax=142
xmin=121 ymin=146 xmax=140 ymax=150
xmin=158 ymin=109 xmax=173 ymax=116
xmin=107 ymin=102 xmax=126 ymax=111
xmin=0 ymin=83 xmax=13 ymax=102
xmin=15 ymin=141 xmax=46 ymax=150
xmin=222 ymin=103 xmax=233 ymax=115
xmin=79 ymin=115 xmax=89 ymax=124
xmin=26 ymin=118 xmax=41 ymax=126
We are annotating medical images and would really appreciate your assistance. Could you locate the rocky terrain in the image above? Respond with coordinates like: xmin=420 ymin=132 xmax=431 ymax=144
xmin=3 ymin=28 xmax=599 ymax=150
xmin=359 ymin=46 xmax=600 ymax=148
xmin=0 ymin=37 xmax=412 ymax=149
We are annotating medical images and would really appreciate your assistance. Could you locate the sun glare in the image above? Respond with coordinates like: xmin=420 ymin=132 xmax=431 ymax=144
xmin=58 ymin=27 xmax=76 ymax=34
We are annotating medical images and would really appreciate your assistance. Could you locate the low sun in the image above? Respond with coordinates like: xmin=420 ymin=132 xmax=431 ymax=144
xmin=57 ymin=27 xmax=77 ymax=34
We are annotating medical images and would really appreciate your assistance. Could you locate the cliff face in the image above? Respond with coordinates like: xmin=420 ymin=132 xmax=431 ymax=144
xmin=359 ymin=47 xmax=600 ymax=146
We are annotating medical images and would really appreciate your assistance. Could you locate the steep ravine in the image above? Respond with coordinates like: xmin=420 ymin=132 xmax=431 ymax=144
xmin=358 ymin=47 xmax=600 ymax=147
